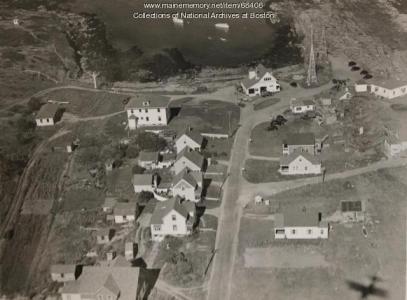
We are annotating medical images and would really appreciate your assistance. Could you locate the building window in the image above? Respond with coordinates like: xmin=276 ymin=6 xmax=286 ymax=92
xmin=157 ymin=108 xmax=161 ymax=112
xmin=291 ymin=229 xmax=296 ymax=234
xmin=173 ymin=225 xmax=177 ymax=231
xmin=146 ymin=117 xmax=149 ymax=121
xmin=61 ymin=273 xmax=64 ymax=278
xmin=145 ymin=109 xmax=148 ymax=113
xmin=123 ymin=215 xmax=127 ymax=220
xmin=158 ymin=117 xmax=161 ymax=121
xmin=308 ymin=229 xmax=312 ymax=234
xmin=172 ymin=215 xmax=176 ymax=221
xmin=139 ymin=109 xmax=142 ymax=112
xmin=47 ymin=118 xmax=50 ymax=123
xmin=154 ymin=225 xmax=161 ymax=231
xmin=130 ymin=109 xmax=134 ymax=113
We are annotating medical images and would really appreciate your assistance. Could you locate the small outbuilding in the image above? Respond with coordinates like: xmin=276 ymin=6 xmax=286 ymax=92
xmin=35 ymin=103 xmax=60 ymax=127
xmin=113 ymin=202 xmax=137 ymax=224
xmin=341 ymin=200 xmax=365 ymax=222
xmin=50 ymin=264 xmax=79 ymax=282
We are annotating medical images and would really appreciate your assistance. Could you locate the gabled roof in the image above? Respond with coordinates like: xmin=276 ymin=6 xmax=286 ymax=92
xmin=50 ymin=264 xmax=76 ymax=274
xmin=113 ymin=202 xmax=137 ymax=216
xmin=61 ymin=266 xmax=140 ymax=300
xmin=101 ymin=274 xmax=120 ymax=296
xmin=150 ymin=197 xmax=191 ymax=225
xmin=132 ymin=174 xmax=153 ymax=186
xmin=172 ymin=170 xmax=197 ymax=188
xmin=138 ymin=151 xmax=159 ymax=162
xmin=176 ymin=148 xmax=204 ymax=168
xmin=177 ymin=129 xmax=204 ymax=146
xmin=241 ymin=64 xmax=274 ymax=89
xmin=36 ymin=103 xmax=59 ymax=119
xmin=283 ymin=133 xmax=315 ymax=146
xmin=369 ymin=78 xmax=407 ymax=89
xmin=274 ymin=207 xmax=324 ymax=227
xmin=125 ymin=94 xmax=169 ymax=109
xmin=280 ymin=152 xmax=321 ymax=166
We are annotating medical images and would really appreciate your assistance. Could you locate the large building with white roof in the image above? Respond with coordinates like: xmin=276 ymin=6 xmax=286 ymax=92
xmin=355 ymin=78 xmax=407 ymax=99
xmin=240 ymin=64 xmax=280 ymax=97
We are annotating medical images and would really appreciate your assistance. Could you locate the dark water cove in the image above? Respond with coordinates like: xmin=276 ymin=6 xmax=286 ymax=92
xmin=70 ymin=0 xmax=286 ymax=66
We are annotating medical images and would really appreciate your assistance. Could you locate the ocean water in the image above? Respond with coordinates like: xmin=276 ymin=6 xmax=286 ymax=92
xmin=70 ymin=0 xmax=280 ymax=66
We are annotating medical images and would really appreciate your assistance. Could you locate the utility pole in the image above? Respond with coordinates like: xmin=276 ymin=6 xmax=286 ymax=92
xmin=306 ymin=24 xmax=318 ymax=87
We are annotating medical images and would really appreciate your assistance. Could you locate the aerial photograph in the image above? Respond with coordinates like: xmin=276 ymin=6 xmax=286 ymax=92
xmin=0 ymin=0 xmax=406 ymax=299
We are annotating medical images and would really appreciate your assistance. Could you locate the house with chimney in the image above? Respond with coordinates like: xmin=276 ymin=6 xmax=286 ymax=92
xmin=173 ymin=148 xmax=205 ymax=174
xmin=240 ymin=64 xmax=280 ymax=97
xmin=150 ymin=197 xmax=195 ymax=242
xmin=125 ymin=95 xmax=170 ymax=129
xmin=274 ymin=207 xmax=329 ymax=239
xmin=172 ymin=170 xmax=203 ymax=202
xmin=175 ymin=129 xmax=204 ymax=154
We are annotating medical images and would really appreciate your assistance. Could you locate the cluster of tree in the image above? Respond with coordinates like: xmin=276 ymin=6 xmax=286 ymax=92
xmin=126 ymin=132 xmax=167 ymax=159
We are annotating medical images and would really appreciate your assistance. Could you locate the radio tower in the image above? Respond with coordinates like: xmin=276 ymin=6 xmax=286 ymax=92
xmin=306 ymin=25 xmax=318 ymax=87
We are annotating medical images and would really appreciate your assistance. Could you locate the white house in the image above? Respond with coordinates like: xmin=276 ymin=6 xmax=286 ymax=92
xmin=60 ymin=266 xmax=146 ymax=300
xmin=274 ymin=207 xmax=328 ymax=239
xmin=354 ymin=78 xmax=407 ymax=99
xmin=150 ymin=197 xmax=195 ymax=242
xmin=50 ymin=264 xmax=78 ymax=282
xmin=172 ymin=170 xmax=203 ymax=202
xmin=137 ymin=151 xmax=159 ymax=169
xmin=279 ymin=152 xmax=322 ymax=175
xmin=290 ymin=99 xmax=315 ymax=114
xmin=35 ymin=103 xmax=60 ymax=127
xmin=125 ymin=95 xmax=170 ymax=129
xmin=173 ymin=148 xmax=205 ymax=174
xmin=175 ymin=129 xmax=204 ymax=154
xmin=282 ymin=133 xmax=315 ymax=155
xmin=132 ymin=174 xmax=154 ymax=193
xmin=240 ymin=64 xmax=280 ymax=97
xmin=113 ymin=202 xmax=137 ymax=224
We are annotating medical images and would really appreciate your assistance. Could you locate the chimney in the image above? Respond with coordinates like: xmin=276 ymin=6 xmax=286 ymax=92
xmin=107 ymin=251 xmax=116 ymax=261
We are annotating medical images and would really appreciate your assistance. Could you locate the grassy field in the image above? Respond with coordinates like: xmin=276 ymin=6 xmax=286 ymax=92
xmin=249 ymin=119 xmax=326 ymax=157
xmin=203 ymin=138 xmax=234 ymax=160
xmin=40 ymin=89 xmax=128 ymax=118
xmin=169 ymin=100 xmax=240 ymax=135
xmin=231 ymin=168 xmax=406 ymax=300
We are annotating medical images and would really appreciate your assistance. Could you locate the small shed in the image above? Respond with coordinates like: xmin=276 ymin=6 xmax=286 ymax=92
xmin=50 ymin=264 xmax=78 ymax=282
xmin=96 ymin=228 xmax=114 ymax=244
xmin=341 ymin=200 xmax=365 ymax=222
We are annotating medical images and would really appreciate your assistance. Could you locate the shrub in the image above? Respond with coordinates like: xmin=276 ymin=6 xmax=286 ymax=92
xmin=132 ymin=165 xmax=145 ymax=174
xmin=137 ymin=191 xmax=154 ymax=205
xmin=135 ymin=132 xmax=167 ymax=151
